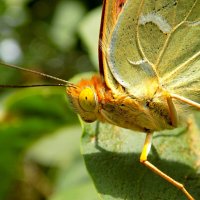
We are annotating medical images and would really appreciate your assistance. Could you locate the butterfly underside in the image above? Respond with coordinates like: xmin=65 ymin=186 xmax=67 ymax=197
xmin=102 ymin=0 xmax=200 ymax=105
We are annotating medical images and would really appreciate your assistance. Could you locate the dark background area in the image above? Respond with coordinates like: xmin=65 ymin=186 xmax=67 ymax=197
xmin=0 ymin=0 xmax=102 ymax=199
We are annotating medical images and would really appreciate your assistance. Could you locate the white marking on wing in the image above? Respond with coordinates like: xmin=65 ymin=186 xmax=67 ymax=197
xmin=128 ymin=59 xmax=155 ymax=77
xmin=139 ymin=13 xmax=172 ymax=33
xmin=186 ymin=21 xmax=200 ymax=26
xmin=128 ymin=59 xmax=146 ymax=65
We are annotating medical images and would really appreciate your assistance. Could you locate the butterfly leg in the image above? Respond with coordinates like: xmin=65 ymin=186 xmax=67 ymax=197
xmin=171 ymin=94 xmax=200 ymax=110
xmin=140 ymin=133 xmax=195 ymax=200
xmin=166 ymin=96 xmax=178 ymax=127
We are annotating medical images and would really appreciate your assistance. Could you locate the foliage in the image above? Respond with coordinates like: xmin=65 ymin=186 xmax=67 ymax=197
xmin=81 ymin=115 xmax=200 ymax=200
xmin=0 ymin=0 xmax=100 ymax=200
xmin=0 ymin=1 xmax=200 ymax=200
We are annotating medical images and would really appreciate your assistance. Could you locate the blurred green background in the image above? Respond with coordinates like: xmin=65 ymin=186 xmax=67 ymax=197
xmin=0 ymin=0 xmax=102 ymax=199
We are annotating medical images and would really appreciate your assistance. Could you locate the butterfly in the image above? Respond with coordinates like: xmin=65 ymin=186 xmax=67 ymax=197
xmin=0 ymin=0 xmax=199 ymax=199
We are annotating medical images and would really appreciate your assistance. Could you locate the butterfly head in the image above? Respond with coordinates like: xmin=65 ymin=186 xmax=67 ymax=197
xmin=66 ymin=77 xmax=100 ymax=123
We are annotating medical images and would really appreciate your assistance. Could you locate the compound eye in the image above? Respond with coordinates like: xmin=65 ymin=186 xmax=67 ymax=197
xmin=78 ymin=87 xmax=97 ymax=112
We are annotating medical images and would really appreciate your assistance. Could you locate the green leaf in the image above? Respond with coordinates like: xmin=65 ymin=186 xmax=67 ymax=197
xmin=50 ymin=1 xmax=86 ymax=51
xmin=81 ymin=113 xmax=200 ymax=200
xmin=26 ymin=126 xmax=82 ymax=167
xmin=26 ymin=125 xmax=97 ymax=200
xmin=49 ymin=161 xmax=97 ymax=200
xmin=78 ymin=6 xmax=102 ymax=69
xmin=0 ymin=87 xmax=78 ymax=199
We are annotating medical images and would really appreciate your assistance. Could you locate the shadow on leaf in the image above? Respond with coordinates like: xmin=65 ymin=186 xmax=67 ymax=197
xmin=81 ymin=121 xmax=200 ymax=200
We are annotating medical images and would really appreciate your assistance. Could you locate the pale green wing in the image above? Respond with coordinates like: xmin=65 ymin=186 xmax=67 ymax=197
xmin=157 ymin=0 xmax=200 ymax=104
xmin=108 ymin=0 xmax=200 ymax=100
xmin=100 ymin=0 xmax=128 ymax=94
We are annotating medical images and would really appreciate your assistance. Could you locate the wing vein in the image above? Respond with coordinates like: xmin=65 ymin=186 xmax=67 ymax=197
xmin=136 ymin=0 xmax=159 ymax=78
xmin=154 ymin=0 xmax=198 ymax=70
xmin=162 ymin=50 xmax=200 ymax=82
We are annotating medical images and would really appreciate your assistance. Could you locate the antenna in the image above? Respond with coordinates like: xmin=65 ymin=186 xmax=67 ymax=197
xmin=0 ymin=84 xmax=66 ymax=88
xmin=0 ymin=61 xmax=73 ymax=86
xmin=0 ymin=61 xmax=76 ymax=87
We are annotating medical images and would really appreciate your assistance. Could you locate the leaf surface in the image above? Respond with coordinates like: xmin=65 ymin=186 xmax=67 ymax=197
xmin=81 ymin=113 xmax=200 ymax=200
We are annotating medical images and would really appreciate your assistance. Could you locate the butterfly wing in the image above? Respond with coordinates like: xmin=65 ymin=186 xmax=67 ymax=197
xmin=107 ymin=0 xmax=160 ymax=98
xmin=99 ymin=0 xmax=127 ymax=94
xmin=159 ymin=0 xmax=200 ymax=104
xmin=107 ymin=0 xmax=199 ymax=101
